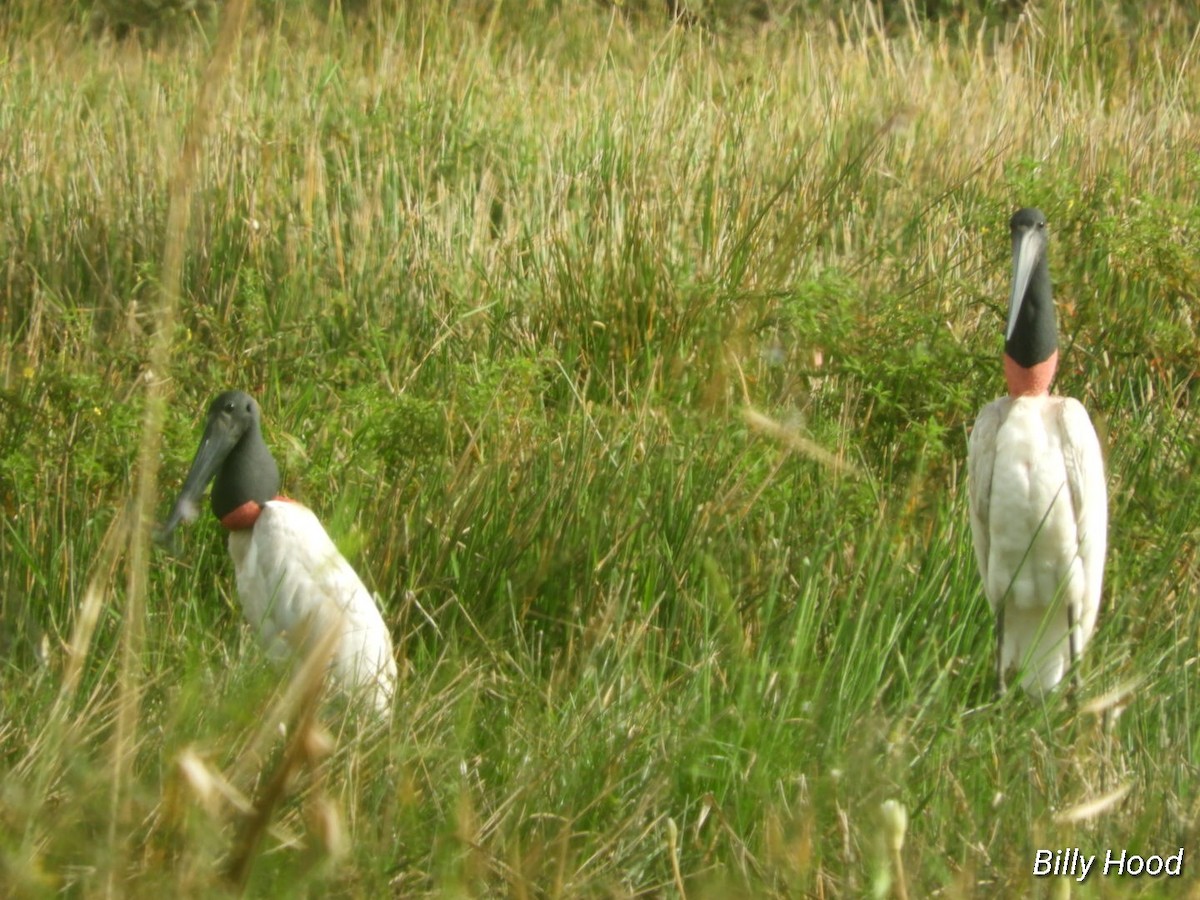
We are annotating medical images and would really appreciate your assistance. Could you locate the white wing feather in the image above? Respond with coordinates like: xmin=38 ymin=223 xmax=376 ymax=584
xmin=1057 ymin=398 xmax=1107 ymax=643
xmin=228 ymin=501 xmax=398 ymax=715
xmin=966 ymin=395 xmax=1107 ymax=694
xmin=967 ymin=398 xmax=1008 ymax=600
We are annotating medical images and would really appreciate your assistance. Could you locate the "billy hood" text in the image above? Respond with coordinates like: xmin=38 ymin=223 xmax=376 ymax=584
xmin=1033 ymin=848 xmax=1184 ymax=882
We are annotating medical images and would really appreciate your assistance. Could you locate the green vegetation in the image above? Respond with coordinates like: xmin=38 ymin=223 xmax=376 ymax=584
xmin=2 ymin=1 xmax=1199 ymax=895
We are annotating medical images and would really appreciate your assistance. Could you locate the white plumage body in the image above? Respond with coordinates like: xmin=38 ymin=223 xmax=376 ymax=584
xmin=967 ymin=394 xmax=1107 ymax=694
xmin=227 ymin=500 xmax=398 ymax=715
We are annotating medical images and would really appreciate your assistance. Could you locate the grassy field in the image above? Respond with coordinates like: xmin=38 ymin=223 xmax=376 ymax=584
xmin=2 ymin=0 xmax=1199 ymax=895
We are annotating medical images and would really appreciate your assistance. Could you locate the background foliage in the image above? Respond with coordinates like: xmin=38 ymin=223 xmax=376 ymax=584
xmin=1 ymin=0 xmax=1199 ymax=895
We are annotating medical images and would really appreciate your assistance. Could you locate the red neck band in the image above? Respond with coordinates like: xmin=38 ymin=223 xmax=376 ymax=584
xmin=1004 ymin=351 xmax=1057 ymax=398
xmin=218 ymin=495 xmax=296 ymax=531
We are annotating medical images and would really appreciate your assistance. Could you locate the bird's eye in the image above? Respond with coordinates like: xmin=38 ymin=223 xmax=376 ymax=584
xmin=245 ymin=402 xmax=252 ymax=413
xmin=1037 ymin=221 xmax=1046 ymax=230
xmin=224 ymin=402 xmax=235 ymax=412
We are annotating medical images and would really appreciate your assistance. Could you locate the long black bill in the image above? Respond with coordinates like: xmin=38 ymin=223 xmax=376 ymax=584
xmin=155 ymin=422 xmax=240 ymax=544
xmin=1006 ymin=227 xmax=1043 ymax=341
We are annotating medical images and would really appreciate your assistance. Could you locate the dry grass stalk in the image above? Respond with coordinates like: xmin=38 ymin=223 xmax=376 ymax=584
xmin=741 ymin=407 xmax=862 ymax=478
xmin=61 ymin=507 xmax=129 ymax=706
xmin=224 ymin=617 xmax=341 ymax=889
xmin=1053 ymin=783 xmax=1134 ymax=826
xmin=107 ymin=1 xmax=252 ymax=892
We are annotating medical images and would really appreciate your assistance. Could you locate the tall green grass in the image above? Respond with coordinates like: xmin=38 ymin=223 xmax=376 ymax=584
xmin=2 ymin=1 xmax=1199 ymax=895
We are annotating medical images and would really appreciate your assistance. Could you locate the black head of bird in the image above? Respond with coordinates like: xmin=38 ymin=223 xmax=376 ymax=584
xmin=1005 ymin=207 xmax=1057 ymax=369
xmin=159 ymin=391 xmax=281 ymax=541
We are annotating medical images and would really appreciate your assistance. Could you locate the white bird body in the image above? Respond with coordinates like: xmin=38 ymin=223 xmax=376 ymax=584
xmin=229 ymin=500 xmax=398 ymax=714
xmin=968 ymin=394 xmax=1106 ymax=693
xmin=161 ymin=391 xmax=397 ymax=717
xmin=967 ymin=207 xmax=1108 ymax=695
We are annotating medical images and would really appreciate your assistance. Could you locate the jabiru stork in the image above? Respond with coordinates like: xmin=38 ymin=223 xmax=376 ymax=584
xmin=159 ymin=391 xmax=398 ymax=716
xmin=967 ymin=208 xmax=1107 ymax=695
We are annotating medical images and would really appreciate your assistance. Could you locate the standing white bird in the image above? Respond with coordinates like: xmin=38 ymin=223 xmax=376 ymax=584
xmin=160 ymin=391 xmax=398 ymax=716
xmin=967 ymin=208 xmax=1107 ymax=695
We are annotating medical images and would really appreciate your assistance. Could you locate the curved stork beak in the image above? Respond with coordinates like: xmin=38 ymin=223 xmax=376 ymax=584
xmin=155 ymin=417 xmax=242 ymax=544
xmin=1006 ymin=226 xmax=1046 ymax=341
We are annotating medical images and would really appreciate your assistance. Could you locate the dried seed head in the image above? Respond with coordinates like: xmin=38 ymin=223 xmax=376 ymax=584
xmin=880 ymin=799 xmax=908 ymax=853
